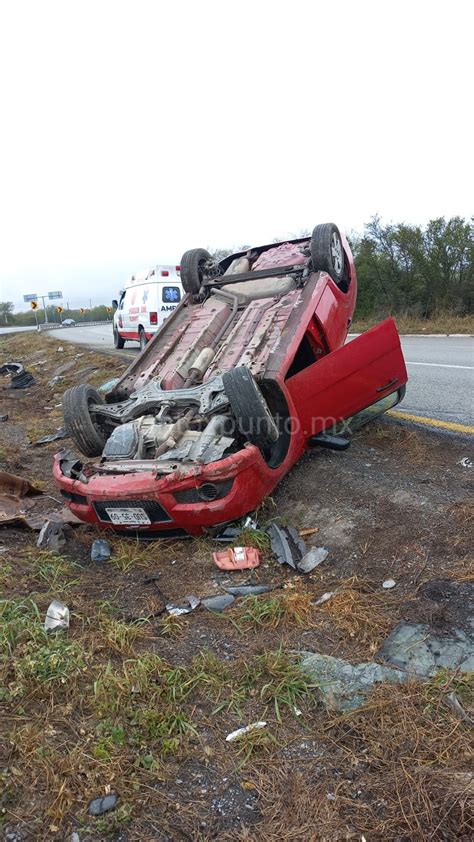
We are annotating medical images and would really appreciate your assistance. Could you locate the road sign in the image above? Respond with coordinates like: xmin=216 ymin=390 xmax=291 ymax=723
xmin=23 ymin=294 xmax=38 ymax=302
xmin=56 ymin=306 xmax=64 ymax=313
xmin=48 ymin=291 xmax=63 ymax=300
xmin=31 ymin=301 xmax=38 ymax=310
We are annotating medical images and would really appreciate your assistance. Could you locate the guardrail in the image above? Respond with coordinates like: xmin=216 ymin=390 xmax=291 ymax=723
xmin=38 ymin=320 xmax=112 ymax=331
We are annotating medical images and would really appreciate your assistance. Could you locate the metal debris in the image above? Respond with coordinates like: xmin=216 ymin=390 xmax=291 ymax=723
xmin=202 ymin=594 xmax=235 ymax=612
xmin=91 ymin=539 xmax=111 ymax=562
xmin=44 ymin=600 xmax=70 ymax=632
xmin=166 ymin=595 xmax=200 ymax=616
xmin=37 ymin=520 xmax=66 ymax=553
xmin=224 ymin=584 xmax=275 ymax=596
xmin=459 ymin=456 xmax=473 ymax=468
xmin=87 ymin=793 xmax=118 ymax=816
xmin=226 ymin=721 xmax=267 ymax=742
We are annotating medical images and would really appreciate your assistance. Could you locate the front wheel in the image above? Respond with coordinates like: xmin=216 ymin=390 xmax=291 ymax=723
xmin=113 ymin=328 xmax=125 ymax=349
xmin=311 ymin=223 xmax=347 ymax=288
xmin=180 ymin=248 xmax=212 ymax=295
xmin=62 ymin=384 xmax=108 ymax=457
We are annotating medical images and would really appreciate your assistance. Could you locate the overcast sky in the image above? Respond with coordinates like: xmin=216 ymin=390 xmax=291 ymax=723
xmin=0 ymin=0 xmax=472 ymax=311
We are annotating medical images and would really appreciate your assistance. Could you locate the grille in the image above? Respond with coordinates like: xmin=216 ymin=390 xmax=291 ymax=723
xmin=93 ymin=499 xmax=171 ymax=523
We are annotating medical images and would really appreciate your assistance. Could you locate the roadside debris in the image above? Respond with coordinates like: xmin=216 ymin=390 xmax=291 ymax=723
xmin=48 ymin=375 xmax=63 ymax=387
xmin=37 ymin=521 xmax=66 ymax=552
xmin=226 ymin=721 xmax=267 ymax=742
xmin=445 ymin=691 xmax=474 ymax=726
xmin=166 ymin=595 xmax=200 ymax=616
xmin=298 ymin=546 xmax=329 ymax=573
xmin=382 ymin=578 xmax=397 ymax=589
xmin=299 ymin=527 xmax=320 ymax=537
xmin=44 ymin=600 xmax=70 ymax=632
xmin=87 ymin=793 xmax=118 ymax=816
xmin=314 ymin=591 xmax=334 ymax=606
xmin=0 ymin=413 xmax=8 ymax=422
xmin=224 ymin=584 xmax=275 ymax=596
xmin=378 ymin=621 xmax=474 ymax=676
xmin=0 ymin=361 xmax=36 ymax=389
xmin=99 ymin=377 xmax=120 ymax=393
xmin=33 ymin=427 xmax=69 ymax=446
xmin=459 ymin=456 xmax=473 ymax=468
xmin=0 ymin=470 xmax=43 ymax=527
xmin=91 ymin=539 xmax=111 ymax=562
xmin=212 ymin=546 xmax=260 ymax=571
xmin=202 ymin=594 xmax=235 ymax=612
xmin=300 ymin=651 xmax=407 ymax=711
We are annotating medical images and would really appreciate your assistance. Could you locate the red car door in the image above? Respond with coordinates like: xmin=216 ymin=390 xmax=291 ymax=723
xmin=286 ymin=318 xmax=407 ymax=439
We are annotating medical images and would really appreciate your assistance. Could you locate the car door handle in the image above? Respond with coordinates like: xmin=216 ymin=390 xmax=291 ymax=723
xmin=376 ymin=377 xmax=398 ymax=393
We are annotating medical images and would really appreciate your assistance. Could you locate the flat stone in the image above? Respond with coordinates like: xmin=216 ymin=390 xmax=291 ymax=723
xmin=87 ymin=793 xmax=118 ymax=816
xmin=300 ymin=651 xmax=407 ymax=711
xmin=377 ymin=622 xmax=474 ymax=677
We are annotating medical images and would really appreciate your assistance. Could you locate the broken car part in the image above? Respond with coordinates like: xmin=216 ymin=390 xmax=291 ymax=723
xmin=202 ymin=594 xmax=235 ymax=612
xmin=266 ymin=524 xmax=307 ymax=571
xmin=212 ymin=546 xmax=261 ymax=571
xmin=37 ymin=521 xmax=66 ymax=553
xmin=44 ymin=600 xmax=70 ymax=632
xmin=166 ymin=595 xmax=200 ymax=616
xmin=0 ymin=362 xmax=36 ymax=389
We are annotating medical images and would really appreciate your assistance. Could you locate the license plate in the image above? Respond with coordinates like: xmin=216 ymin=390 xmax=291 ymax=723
xmin=105 ymin=507 xmax=151 ymax=525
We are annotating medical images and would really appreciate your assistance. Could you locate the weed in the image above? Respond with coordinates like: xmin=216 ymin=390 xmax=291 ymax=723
xmin=159 ymin=613 xmax=185 ymax=637
xmin=109 ymin=539 xmax=161 ymax=572
xmin=237 ymin=527 xmax=271 ymax=553
xmin=233 ymin=591 xmax=314 ymax=631
xmin=99 ymin=616 xmax=150 ymax=654
xmin=26 ymin=550 xmax=78 ymax=594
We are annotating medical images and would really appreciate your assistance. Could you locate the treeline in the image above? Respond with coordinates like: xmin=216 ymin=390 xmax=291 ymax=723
xmin=1 ymin=304 xmax=112 ymax=327
xmin=351 ymin=216 xmax=473 ymax=318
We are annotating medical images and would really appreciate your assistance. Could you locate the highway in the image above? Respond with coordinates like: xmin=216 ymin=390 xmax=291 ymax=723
xmin=2 ymin=324 xmax=473 ymax=429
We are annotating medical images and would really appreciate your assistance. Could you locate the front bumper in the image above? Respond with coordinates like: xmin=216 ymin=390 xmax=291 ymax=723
xmin=53 ymin=445 xmax=284 ymax=536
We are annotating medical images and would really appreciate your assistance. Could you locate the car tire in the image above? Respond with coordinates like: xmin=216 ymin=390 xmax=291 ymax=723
xmin=180 ymin=248 xmax=212 ymax=295
xmin=139 ymin=327 xmax=148 ymax=351
xmin=223 ymin=366 xmax=279 ymax=452
xmin=62 ymin=384 xmax=108 ymax=457
xmin=311 ymin=223 xmax=347 ymax=287
xmin=113 ymin=328 xmax=125 ymax=349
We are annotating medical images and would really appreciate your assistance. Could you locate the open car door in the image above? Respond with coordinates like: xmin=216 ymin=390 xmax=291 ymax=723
xmin=286 ymin=318 xmax=408 ymax=439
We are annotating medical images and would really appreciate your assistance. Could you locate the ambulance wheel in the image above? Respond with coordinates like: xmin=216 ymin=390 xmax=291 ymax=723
xmin=113 ymin=328 xmax=125 ymax=349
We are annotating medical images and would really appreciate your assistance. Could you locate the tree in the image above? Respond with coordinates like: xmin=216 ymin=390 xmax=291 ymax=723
xmin=0 ymin=301 xmax=14 ymax=325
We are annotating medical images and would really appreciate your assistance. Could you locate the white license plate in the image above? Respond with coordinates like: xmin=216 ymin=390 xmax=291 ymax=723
xmin=106 ymin=507 xmax=151 ymax=525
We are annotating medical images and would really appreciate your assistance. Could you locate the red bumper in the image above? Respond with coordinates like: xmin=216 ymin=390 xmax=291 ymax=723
xmin=53 ymin=445 xmax=290 ymax=536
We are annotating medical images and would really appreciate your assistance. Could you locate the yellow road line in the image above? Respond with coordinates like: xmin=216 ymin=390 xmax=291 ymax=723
xmin=387 ymin=409 xmax=474 ymax=435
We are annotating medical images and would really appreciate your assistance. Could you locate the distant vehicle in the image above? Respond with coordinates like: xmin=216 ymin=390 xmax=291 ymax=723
xmin=112 ymin=265 xmax=183 ymax=350
xmin=55 ymin=223 xmax=408 ymax=538
xmin=61 ymin=319 xmax=76 ymax=326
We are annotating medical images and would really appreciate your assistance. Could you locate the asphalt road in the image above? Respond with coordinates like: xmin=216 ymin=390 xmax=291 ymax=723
xmin=4 ymin=324 xmax=473 ymax=428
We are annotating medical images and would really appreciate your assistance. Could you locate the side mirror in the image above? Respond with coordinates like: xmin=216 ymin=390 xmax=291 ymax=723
xmin=112 ymin=300 xmax=118 ymax=309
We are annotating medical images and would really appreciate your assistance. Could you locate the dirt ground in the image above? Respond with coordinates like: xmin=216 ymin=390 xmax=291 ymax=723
xmin=1 ymin=333 xmax=473 ymax=841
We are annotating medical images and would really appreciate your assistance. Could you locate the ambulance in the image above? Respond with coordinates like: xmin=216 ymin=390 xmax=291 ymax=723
xmin=112 ymin=265 xmax=183 ymax=349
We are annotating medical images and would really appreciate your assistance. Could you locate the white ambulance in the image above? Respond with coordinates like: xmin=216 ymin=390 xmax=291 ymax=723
xmin=112 ymin=265 xmax=183 ymax=350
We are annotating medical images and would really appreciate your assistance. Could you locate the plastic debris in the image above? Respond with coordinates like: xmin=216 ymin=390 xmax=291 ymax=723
xmin=87 ymin=793 xmax=118 ymax=816
xmin=212 ymin=546 xmax=260 ymax=571
xmin=44 ymin=600 xmax=70 ymax=632
xmin=300 ymin=651 xmax=407 ymax=711
xmin=166 ymin=595 xmax=200 ymax=616
xmin=314 ymin=591 xmax=334 ymax=606
xmin=37 ymin=520 xmax=66 ymax=553
xmin=226 ymin=721 xmax=267 ymax=742
xmin=224 ymin=584 xmax=275 ymax=596
xmin=459 ymin=456 xmax=473 ymax=468
xmin=214 ymin=526 xmax=241 ymax=542
xmin=0 ymin=413 xmax=8 ymax=422
xmin=266 ymin=524 xmax=306 ymax=571
xmin=91 ymin=539 xmax=111 ymax=562
xmin=382 ymin=578 xmax=396 ymax=589
xmin=202 ymin=594 xmax=235 ymax=612
xmin=33 ymin=427 xmax=69 ymax=446
xmin=298 ymin=546 xmax=329 ymax=574
xmin=243 ymin=516 xmax=258 ymax=529
xmin=99 ymin=377 xmax=120 ymax=393
xmin=48 ymin=375 xmax=63 ymax=387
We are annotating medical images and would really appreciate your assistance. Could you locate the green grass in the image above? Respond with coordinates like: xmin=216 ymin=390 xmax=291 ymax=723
xmin=232 ymin=592 xmax=314 ymax=631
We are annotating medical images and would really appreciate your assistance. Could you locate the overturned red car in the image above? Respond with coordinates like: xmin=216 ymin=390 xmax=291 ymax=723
xmin=54 ymin=223 xmax=408 ymax=537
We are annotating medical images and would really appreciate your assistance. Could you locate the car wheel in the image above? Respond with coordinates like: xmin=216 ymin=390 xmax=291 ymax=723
xmin=139 ymin=327 xmax=148 ymax=351
xmin=113 ymin=328 xmax=125 ymax=349
xmin=180 ymin=248 xmax=212 ymax=295
xmin=62 ymin=384 xmax=108 ymax=457
xmin=223 ymin=366 xmax=279 ymax=452
xmin=311 ymin=223 xmax=347 ymax=287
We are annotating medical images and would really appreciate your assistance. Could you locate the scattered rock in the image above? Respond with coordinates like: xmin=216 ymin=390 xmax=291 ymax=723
xmin=382 ymin=578 xmax=396 ymax=589
xmin=202 ymin=594 xmax=235 ymax=612
xmin=87 ymin=793 xmax=118 ymax=816
xmin=378 ymin=622 xmax=474 ymax=676
xmin=300 ymin=651 xmax=407 ymax=711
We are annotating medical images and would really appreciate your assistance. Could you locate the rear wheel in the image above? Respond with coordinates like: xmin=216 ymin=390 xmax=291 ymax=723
xmin=311 ymin=223 xmax=347 ymax=287
xmin=223 ymin=366 xmax=279 ymax=452
xmin=139 ymin=327 xmax=148 ymax=351
xmin=180 ymin=248 xmax=212 ymax=295
xmin=113 ymin=327 xmax=125 ymax=349
xmin=63 ymin=384 xmax=108 ymax=457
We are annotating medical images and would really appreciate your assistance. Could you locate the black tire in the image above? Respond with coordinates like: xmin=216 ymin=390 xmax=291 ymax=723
xmin=62 ymin=384 xmax=108 ymax=457
xmin=180 ymin=248 xmax=212 ymax=295
xmin=139 ymin=326 xmax=148 ymax=351
xmin=113 ymin=327 xmax=125 ymax=349
xmin=311 ymin=223 xmax=347 ymax=286
xmin=222 ymin=366 xmax=279 ymax=452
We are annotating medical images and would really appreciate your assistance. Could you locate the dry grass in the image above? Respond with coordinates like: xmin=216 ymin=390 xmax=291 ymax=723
xmin=233 ymin=590 xmax=315 ymax=631
xmin=315 ymin=576 xmax=390 ymax=651
xmin=352 ymin=312 xmax=474 ymax=335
